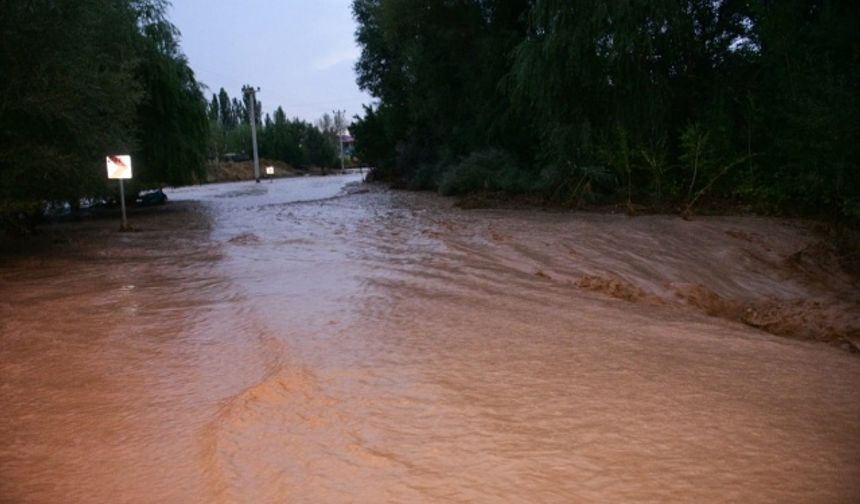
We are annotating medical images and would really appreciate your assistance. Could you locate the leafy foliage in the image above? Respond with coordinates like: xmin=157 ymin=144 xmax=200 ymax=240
xmin=352 ymin=0 xmax=859 ymax=221
xmin=209 ymin=90 xmax=340 ymax=171
xmin=0 ymin=0 xmax=141 ymax=214
xmin=0 ymin=0 xmax=209 ymax=230
xmin=134 ymin=6 xmax=209 ymax=187
xmin=439 ymin=150 xmax=531 ymax=196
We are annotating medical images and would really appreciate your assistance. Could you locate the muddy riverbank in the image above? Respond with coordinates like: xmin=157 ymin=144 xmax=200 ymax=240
xmin=2 ymin=175 xmax=859 ymax=502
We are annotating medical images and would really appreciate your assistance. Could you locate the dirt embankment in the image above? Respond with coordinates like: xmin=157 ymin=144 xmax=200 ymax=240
xmin=576 ymin=275 xmax=858 ymax=350
xmin=204 ymin=160 xmax=340 ymax=183
xmin=406 ymin=188 xmax=860 ymax=351
xmin=204 ymin=159 xmax=299 ymax=183
xmin=562 ymin=223 xmax=860 ymax=351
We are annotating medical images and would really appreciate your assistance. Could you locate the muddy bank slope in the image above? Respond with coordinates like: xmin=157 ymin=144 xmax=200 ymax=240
xmin=204 ymin=159 xmax=340 ymax=183
xmin=395 ymin=189 xmax=860 ymax=349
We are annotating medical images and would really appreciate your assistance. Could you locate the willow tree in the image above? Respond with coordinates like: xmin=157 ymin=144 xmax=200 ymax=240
xmin=134 ymin=3 xmax=209 ymax=188
xmin=352 ymin=0 xmax=534 ymax=180
xmin=354 ymin=0 xmax=858 ymax=220
xmin=510 ymin=0 xmax=757 ymax=202
xmin=0 ymin=0 xmax=141 ymax=221
xmin=752 ymin=0 xmax=860 ymax=219
xmin=0 ymin=0 xmax=210 ymax=233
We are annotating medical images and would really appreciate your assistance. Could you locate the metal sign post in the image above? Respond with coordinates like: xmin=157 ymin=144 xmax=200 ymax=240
xmin=118 ymin=178 xmax=128 ymax=229
xmin=106 ymin=155 xmax=133 ymax=231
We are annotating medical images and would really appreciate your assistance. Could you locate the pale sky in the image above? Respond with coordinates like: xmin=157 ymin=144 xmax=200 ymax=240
xmin=169 ymin=0 xmax=372 ymax=124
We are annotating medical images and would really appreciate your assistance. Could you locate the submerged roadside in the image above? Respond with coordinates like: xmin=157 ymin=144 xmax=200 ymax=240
xmin=368 ymin=183 xmax=860 ymax=352
xmin=1 ymin=175 xmax=858 ymax=502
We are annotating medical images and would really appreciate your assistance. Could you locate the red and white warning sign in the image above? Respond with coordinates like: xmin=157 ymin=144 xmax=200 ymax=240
xmin=106 ymin=155 xmax=133 ymax=179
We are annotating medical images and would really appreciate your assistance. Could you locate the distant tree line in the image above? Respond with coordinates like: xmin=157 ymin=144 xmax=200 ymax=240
xmin=0 ymin=0 xmax=209 ymax=231
xmin=0 ymin=0 xmax=353 ymax=234
xmin=351 ymin=0 xmax=859 ymax=221
xmin=207 ymin=88 xmax=347 ymax=172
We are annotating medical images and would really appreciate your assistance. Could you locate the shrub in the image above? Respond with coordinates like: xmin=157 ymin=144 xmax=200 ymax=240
xmin=438 ymin=149 xmax=531 ymax=196
xmin=408 ymin=163 xmax=442 ymax=191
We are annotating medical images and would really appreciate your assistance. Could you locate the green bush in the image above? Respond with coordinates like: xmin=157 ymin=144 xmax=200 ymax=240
xmin=408 ymin=164 xmax=442 ymax=191
xmin=438 ymin=149 xmax=532 ymax=196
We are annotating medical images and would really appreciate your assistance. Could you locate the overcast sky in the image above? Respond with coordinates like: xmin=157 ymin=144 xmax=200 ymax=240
xmin=169 ymin=0 xmax=372 ymax=124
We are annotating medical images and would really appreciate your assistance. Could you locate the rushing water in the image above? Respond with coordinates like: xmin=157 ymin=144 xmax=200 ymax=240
xmin=1 ymin=174 xmax=859 ymax=503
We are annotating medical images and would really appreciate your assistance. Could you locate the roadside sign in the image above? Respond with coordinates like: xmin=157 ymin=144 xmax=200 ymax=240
xmin=106 ymin=155 xmax=133 ymax=179
xmin=106 ymin=155 xmax=132 ymax=230
xmin=266 ymin=166 xmax=275 ymax=176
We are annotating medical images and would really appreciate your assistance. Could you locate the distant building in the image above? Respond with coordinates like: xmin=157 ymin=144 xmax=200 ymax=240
xmin=338 ymin=133 xmax=355 ymax=158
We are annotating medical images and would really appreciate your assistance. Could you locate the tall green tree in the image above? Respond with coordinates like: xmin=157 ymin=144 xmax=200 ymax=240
xmin=208 ymin=94 xmax=220 ymax=121
xmin=134 ymin=5 xmax=209 ymax=187
xmin=352 ymin=0 xmax=858 ymax=220
xmin=353 ymin=0 xmax=535 ymax=180
xmin=1 ymin=0 xmax=212 ymax=231
xmin=753 ymin=0 xmax=860 ymax=218
xmin=218 ymin=88 xmax=236 ymax=128
xmin=0 ymin=0 xmax=141 ymax=219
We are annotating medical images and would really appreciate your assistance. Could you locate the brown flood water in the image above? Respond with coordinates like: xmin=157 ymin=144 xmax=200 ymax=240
xmin=1 ymin=174 xmax=859 ymax=503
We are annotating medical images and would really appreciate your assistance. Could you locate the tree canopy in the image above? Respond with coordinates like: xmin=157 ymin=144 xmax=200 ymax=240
xmin=351 ymin=0 xmax=859 ymax=221
xmin=206 ymin=88 xmax=340 ymax=171
xmin=0 ymin=0 xmax=209 ymax=228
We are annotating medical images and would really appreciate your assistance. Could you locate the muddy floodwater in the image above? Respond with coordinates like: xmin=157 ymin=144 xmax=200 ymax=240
xmin=2 ymin=174 xmax=859 ymax=503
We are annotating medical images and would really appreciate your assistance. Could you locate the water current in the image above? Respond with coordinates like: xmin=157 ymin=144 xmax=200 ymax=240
xmin=2 ymin=174 xmax=858 ymax=503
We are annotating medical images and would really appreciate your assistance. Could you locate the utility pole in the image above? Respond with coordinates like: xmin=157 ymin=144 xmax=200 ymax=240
xmin=243 ymin=85 xmax=261 ymax=183
xmin=339 ymin=131 xmax=345 ymax=174
xmin=334 ymin=109 xmax=347 ymax=175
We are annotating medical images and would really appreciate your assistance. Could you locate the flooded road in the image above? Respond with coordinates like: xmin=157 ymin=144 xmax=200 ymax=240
xmin=2 ymin=174 xmax=859 ymax=503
